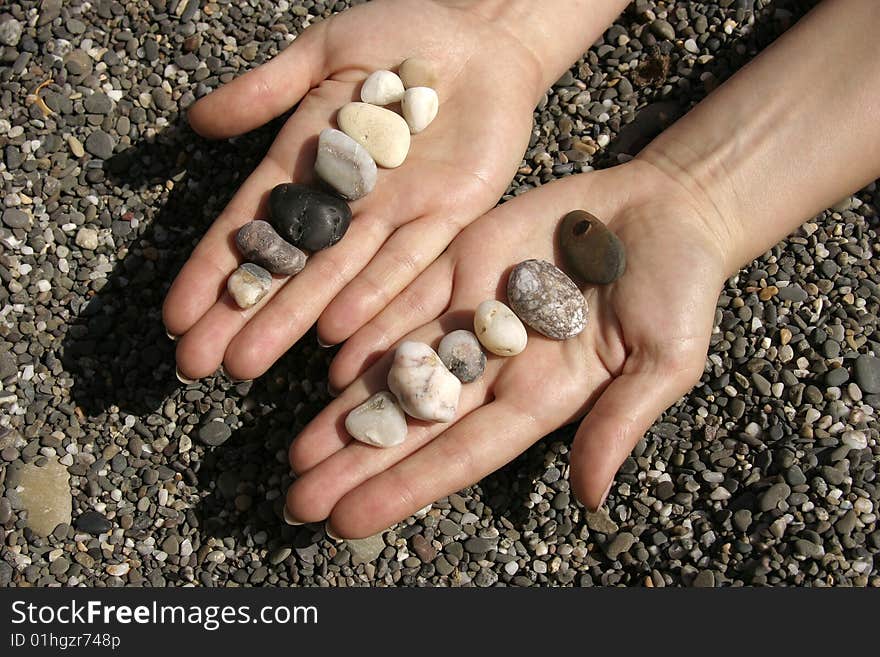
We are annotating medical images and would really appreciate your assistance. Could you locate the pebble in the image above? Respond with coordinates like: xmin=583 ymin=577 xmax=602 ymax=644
xmin=854 ymin=355 xmax=880 ymax=394
xmin=507 ymin=259 xmax=587 ymax=340
xmin=438 ymin=330 xmax=486 ymax=383
xmin=401 ymin=87 xmax=439 ymax=134
xmin=0 ymin=15 xmax=22 ymax=47
xmin=75 ymin=510 xmax=112 ymax=535
xmin=359 ymin=70 xmax=405 ymax=106
xmin=337 ymin=102 xmax=411 ymax=168
xmin=227 ymin=263 xmax=272 ymax=309
xmin=18 ymin=459 xmax=71 ymax=536
xmin=67 ymin=136 xmax=85 ymax=158
xmin=75 ymin=227 xmax=99 ymax=250
xmin=387 ymin=341 xmax=461 ymax=422
xmin=559 ymin=210 xmax=626 ymax=284
xmin=199 ymin=420 xmax=232 ymax=447
xmin=84 ymin=130 xmax=116 ymax=160
xmin=399 ymin=57 xmax=437 ymax=89
xmin=269 ymin=183 xmax=352 ymax=251
xmin=347 ymin=533 xmax=386 ymax=566
xmin=235 ymin=220 xmax=307 ymax=276
xmin=106 ymin=563 xmax=130 ymax=577
xmin=759 ymin=482 xmax=791 ymax=512
xmin=605 ymin=532 xmax=636 ymax=560
xmin=314 ymin=128 xmax=378 ymax=201
xmin=345 ymin=391 xmax=408 ymax=448
xmin=474 ymin=300 xmax=528 ymax=356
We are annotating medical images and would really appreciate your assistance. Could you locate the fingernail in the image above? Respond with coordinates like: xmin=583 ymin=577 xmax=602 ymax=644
xmin=599 ymin=481 xmax=613 ymax=508
xmin=175 ymin=367 xmax=197 ymax=384
xmin=166 ymin=330 xmax=179 ymax=342
xmin=219 ymin=364 xmax=252 ymax=384
xmin=324 ymin=521 xmax=343 ymax=542
xmin=317 ymin=336 xmax=336 ymax=349
xmin=283 ymin=507 xmax=304 ymax=526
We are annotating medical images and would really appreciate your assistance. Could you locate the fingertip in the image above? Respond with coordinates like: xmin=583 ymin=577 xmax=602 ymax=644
xmin=175 ymin=331 xmax=225 ymax=381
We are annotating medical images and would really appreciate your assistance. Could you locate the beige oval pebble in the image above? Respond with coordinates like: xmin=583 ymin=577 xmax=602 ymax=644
xmin=399 ymin=57 xmax=437 ymax=89
xmin=402 ymin=87 xmax=438 ymax=134
xmin=337 ymin=102 xmax=411 ymax=169
xmin=474 ymin=300 xmax=528 ymax=356
xmin=360 ymin=70 xmax=405 ymax=105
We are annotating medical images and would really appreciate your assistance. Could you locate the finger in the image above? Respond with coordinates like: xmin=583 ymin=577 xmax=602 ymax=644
xmin=317 ymin=211 xmax=467 ymax=346
xmin=327 ymin=400 xmax=545 ymax=538
xmin=285 ymin=359 xmax=497 ymax=525
xmin=162 ymin=157 xmax=291 ymax=337
xmin=287 ymin=318 xmax=451 ymax=476
xmin=326 ymin=255 xmax=455 ymax=392
xmin=188 ymin=22 xmax=328 ymax=139
xmin=163 ymin=86 xmax=352 ymax=338
xmin=570 ymin=356 xmax=704 ymax=510
xmin=221 ymin=168 xmax=435 ymax=381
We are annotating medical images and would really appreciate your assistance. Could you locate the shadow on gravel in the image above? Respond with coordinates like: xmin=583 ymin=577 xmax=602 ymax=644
xmin=59 ymin=115 xmax=282 ymax=418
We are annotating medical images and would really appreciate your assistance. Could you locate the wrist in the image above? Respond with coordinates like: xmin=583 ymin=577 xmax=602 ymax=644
xmin=466 ymin=0 xmax=630 ymax=96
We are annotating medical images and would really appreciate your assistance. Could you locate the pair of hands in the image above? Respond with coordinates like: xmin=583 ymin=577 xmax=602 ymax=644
xmin=163 ymin=1 xmax=730 ymax=537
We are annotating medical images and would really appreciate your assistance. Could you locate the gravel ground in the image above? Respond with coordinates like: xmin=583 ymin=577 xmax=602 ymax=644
xmin=1 ymin=0 xmax=878 ymax=588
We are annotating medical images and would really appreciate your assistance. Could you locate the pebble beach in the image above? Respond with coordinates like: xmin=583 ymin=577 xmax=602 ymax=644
xmin=1 ymin=0 xmax=878 ymax=587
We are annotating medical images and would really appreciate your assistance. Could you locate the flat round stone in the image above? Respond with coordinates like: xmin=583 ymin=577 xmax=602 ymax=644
xmin=345 ymin=391 xmax=408 ymax=448
xmin=473 ymin=300 xmax=527 ymax=356
xmin=507 ymin=259 xmax=587 ymax=340
xmin=438 ymin=330 xmax=486 ymax=383
xmin=399 ymin=57 xmax=437 ymax=89
xmin=387 ymin=341 xmax=461 ymax=422
xmin=360 ymin=70 xmax=405 ymax=105
xmin=227 ymin=263 xmax=271 ymax=309
xmin=401 ymin=86 xmax=438 ymax=134
xmin=235 ymin=220 xmax=307 ymax=276
xmin=268 ymin=183 xmax=352 ymax=251
xmin=559 ymin=210 xmax=626 ymax=284
xmin=337 ymin=102 xmax=411 ymax=169
xmin=314 ymin=128 xmax=377 ymax=201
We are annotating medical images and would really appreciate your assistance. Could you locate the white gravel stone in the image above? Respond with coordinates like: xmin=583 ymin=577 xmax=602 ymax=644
xmin=345 ymin=391 xmax=408 ymax=448
xmin=401 ymin=87 xmax=438 ymax=134
xmin=227 ymin=263 xmax=271 ymax=309
xmin=314 ymin=128 xmax=377 ymax=201
xmin=387 ymin=341 xmax=461 ymax=422
xmin=75 ymin=227 xmax=99 ymax=250
xmin=842 ymin=430 xmax=868 ymax=450
xmin=474 ymin=300 xmax=528 ymax=356
xmin=337 ymin=102 xmax=411 ymax=168
xmin=360 ymin=70 xmax=405 ymax=105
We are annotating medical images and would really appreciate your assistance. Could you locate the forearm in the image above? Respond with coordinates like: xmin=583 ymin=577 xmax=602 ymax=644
xmin=639 ymin=0 xmax=880 ymax=273
xmin=466 ymin=0 xmax=631 ymax=93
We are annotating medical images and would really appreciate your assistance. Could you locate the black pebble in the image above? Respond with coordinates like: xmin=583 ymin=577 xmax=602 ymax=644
xmin=75 ymin=511 xmax=112 ymax=535
xmin=268 ymin=183 xmax=351 ymax=252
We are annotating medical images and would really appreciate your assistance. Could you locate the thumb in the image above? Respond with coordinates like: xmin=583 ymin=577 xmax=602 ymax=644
xmin=188 ymin=21 xmax=328 ymax=139
xmin=570 ymin=356 xmax=704 ymax=510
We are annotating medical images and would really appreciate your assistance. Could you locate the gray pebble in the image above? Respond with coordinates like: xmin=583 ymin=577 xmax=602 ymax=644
xmin=438 ymin=330 xmax=486 ymax=383
xmin=507 ymin=259 xmax=587 ymax=340
xmin=199 ymin=421 xmax=232 ymax=447
xmin=235 ymin=220 xmax=307 ymax=276
xmin=854 ymin=355 xmax=880 ymax=393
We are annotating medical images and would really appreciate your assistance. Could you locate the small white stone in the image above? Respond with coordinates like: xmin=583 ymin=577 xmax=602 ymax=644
xmin=387 ymin=341 xmax=461 ymax=422
xmin=75 ymin=227 xmax=99 ymax=250
xmin=227 ymin=263 xmax=271 ymax=309
xmin=474 ymin=300 xmax=528 ymax=356
xmin=401 ymin=87 xmax=438 ymax=134
xmin=106 ymin=563 xmax=130 ymax=577
xmin=314 ymin=128 xmax=377 ymax=201
xmin=360 ymin=70 xmax=405 ymax=106
xmin=842 ymin=430 xmax=867 ymax=450
xmin=337 ymin=102 xmax=411 ymax=168
xmin=345 ymin=391 xmax=408 ymax=448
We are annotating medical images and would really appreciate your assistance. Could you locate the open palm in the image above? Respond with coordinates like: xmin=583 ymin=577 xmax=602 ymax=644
xmin=163 ymin=0 xmax=546 ymax=380
xmin=284 ymin=161 xmax=731 ymax=537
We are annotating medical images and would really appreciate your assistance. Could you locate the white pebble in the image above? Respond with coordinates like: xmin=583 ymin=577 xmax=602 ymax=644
xmin=360 ymin=70 xmax=405 ymax=106
xmin=314 ymin=128 xmax=377 ymax=201
xmin=401 ymin=87 xmax=438 ymax=134
xmin=345 ymin=391 xmax=408 ymax=448
xmin=473 ymin=300 xmax=527 ymax=356
xmin=387 ymin=342 xmax=461 ymax=422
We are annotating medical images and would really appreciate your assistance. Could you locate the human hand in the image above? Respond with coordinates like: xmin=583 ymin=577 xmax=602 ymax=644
xmin=285 ymin=159 xmax=735 ymax=537
xmin=164 ymin=0 xmax=570 ymax=380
